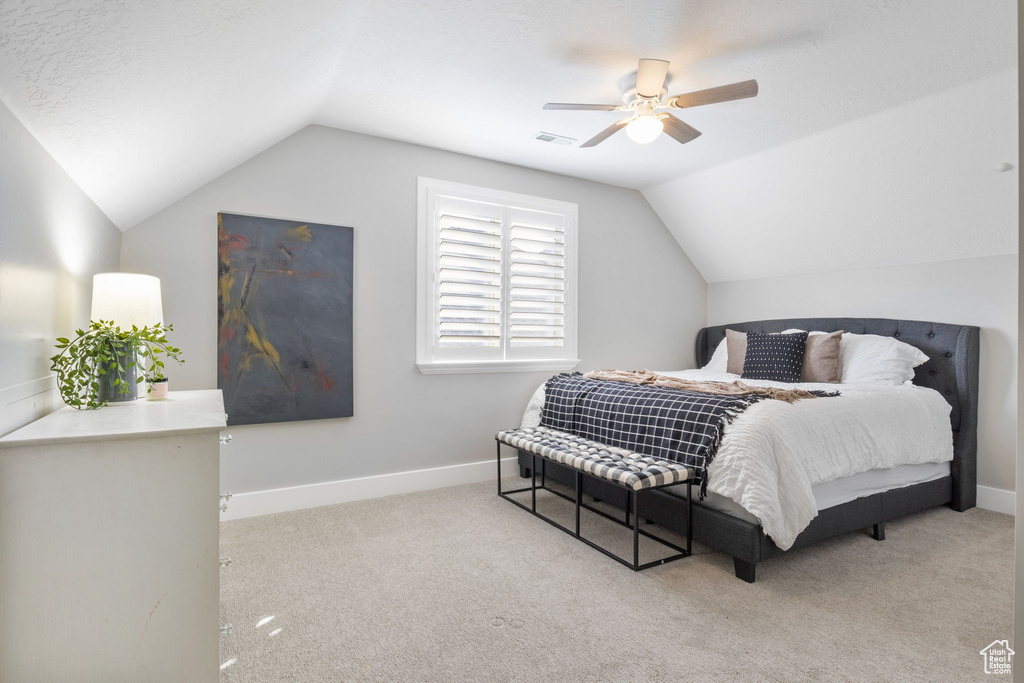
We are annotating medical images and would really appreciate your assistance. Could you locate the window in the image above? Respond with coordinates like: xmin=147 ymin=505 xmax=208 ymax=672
xmin=417 ymin=178 xmax=579 ymax=374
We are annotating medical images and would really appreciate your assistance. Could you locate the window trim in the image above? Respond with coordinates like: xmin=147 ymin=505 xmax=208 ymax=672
xmin=416 ymin=177 xmax=579 ymax=375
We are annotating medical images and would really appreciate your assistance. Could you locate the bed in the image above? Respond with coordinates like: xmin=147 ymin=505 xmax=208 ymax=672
xmin=514 ymin=317 xmax=979 ymax=582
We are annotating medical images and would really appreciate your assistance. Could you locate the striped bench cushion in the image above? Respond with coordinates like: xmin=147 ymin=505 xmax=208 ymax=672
xmin=496 ymin=426 xmax=694 ymax=491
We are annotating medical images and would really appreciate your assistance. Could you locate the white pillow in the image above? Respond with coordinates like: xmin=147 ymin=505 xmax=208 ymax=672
xmin=840 ymin=333 xmax=929 ymax=385
xmin=703 ymin=337 xmax=729 ymax=372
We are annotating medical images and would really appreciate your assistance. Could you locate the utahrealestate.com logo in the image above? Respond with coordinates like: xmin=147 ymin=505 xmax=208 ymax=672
xmin=980 ymin=640 xmax=1014 ymax=675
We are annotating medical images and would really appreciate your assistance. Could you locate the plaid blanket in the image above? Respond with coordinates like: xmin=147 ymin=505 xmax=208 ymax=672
xmin=541 ymin=373 xmax=768 ymax=498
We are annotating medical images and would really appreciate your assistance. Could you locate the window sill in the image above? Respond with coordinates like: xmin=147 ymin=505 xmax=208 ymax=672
xmin=416 ymin=359 xmax=581 ymax=375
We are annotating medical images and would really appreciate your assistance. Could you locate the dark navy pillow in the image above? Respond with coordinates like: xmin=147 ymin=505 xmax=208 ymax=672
xmin=741 ymin=331 xmax=809 ymax=383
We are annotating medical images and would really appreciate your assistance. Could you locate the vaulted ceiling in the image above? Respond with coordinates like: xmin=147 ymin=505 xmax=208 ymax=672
xmin=0 ymin=1 xmax=1017 ymax=275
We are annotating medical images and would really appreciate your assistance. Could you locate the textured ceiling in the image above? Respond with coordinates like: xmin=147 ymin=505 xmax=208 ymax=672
xmin=0 ymin=0 xmax=1017 ymax=232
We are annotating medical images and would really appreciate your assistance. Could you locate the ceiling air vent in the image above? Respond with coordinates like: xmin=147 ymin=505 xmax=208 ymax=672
xmin=533 ymin=132 xmax=576 ymax=146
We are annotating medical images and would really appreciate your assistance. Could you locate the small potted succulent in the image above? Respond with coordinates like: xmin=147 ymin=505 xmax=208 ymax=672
xmin=49 ymin=320 xmax=185 ymax=409
xmin=147 ymin=376 xmax=170 ymax=401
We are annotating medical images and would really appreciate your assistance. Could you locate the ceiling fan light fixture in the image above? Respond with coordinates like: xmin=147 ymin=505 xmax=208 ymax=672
xmin=625 ymin=115 xmax=663 ymax=144
xmin=546 ymin=57 xmax=757 ymax=149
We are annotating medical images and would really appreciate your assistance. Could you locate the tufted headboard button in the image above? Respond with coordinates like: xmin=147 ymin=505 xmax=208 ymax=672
xmin=946 ymin=352 xmax=952 ymax=358
xmin=945 ymin=390 xmax=952 ymax=396
xmin=893 ymin=332 xmax=900 ymax=338
xmin=929 ymin=370 xmax=936 ymax=376
xmin=928 ymin=332 xmax=935 ymax=338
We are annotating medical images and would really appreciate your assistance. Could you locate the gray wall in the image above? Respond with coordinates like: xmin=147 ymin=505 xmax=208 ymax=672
xmin=708 ymin=254 xmax=1017 ymax=495
xmin=1014 ymin=4 xmax=1022 ymax=667
xmin=0 ymin=101 xmax=121 ymax=435
xmin=120 ymin=125 xmax=706 ymax=494
xmin=1016 ymin=199 xmax=1022 ymax=676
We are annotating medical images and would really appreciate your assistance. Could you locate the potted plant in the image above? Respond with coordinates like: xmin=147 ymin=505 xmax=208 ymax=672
xmin=147 ymin=376 xmax=170 ymax=401
xmin=49 ymin=320 xmax=185 ymax=409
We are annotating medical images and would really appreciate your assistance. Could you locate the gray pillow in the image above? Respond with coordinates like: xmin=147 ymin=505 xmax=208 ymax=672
xmin=802 ymin=331 xmax=843 ymax=383
xmin=725 ymin=329 xmax=747 ymax=375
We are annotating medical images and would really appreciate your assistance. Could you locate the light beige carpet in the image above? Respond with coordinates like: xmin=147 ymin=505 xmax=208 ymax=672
xmin=220 ymin=479 xmax=1013 ymax=682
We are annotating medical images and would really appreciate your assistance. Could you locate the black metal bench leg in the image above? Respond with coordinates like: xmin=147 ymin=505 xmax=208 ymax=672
xmin=531 ymin=453 xmax=537 ymax=512
xmin=495 ymin=437 xmax=693 ymax=573
xmin=575 ymin=471 xmax=582 ymax=538
xmin=872 ymin=523 xmax=885 ymax=541
xmin=686 ymin=481 xmax=692 ymax=556
xmin=733 ymin=557 xmax=756 ymax=583
xmin=632 ymin=489 xmax=640 ymax=569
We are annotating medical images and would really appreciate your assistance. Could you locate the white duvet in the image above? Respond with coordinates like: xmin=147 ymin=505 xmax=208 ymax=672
xmin=521 ymin=369 xmax=954 ymax=550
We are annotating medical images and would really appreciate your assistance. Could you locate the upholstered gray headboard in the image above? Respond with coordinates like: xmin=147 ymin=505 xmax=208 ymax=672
xmin=695 ymin=318 xmax=980 ymax=511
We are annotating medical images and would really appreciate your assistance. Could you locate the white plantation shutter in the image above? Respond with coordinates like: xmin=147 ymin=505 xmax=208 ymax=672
xmin=418 ymin=178 xmax=578 ymax=373
xmin=437 ymin=213 xmax=502 ymax=348
xmin=508 ymin=215 xmax=565 ymax=352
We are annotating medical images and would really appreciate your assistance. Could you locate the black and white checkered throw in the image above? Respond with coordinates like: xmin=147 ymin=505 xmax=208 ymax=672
xmin=540 ymin=373 xmax=767 ymax=497
xmin=497 ymin=426 xmax=694 ymax=491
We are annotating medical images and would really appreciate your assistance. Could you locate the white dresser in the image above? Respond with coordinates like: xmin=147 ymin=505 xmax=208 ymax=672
xmin=0 ymin=390 xmax=227 ymax=683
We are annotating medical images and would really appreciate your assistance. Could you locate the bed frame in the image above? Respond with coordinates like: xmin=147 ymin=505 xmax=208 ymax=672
xmin=516 ymin=317 xmax=979 ymax=582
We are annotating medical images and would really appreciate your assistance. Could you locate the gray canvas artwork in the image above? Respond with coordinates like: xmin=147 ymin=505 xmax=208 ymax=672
xmin=217 ymin=212 xmax=353 ymax=426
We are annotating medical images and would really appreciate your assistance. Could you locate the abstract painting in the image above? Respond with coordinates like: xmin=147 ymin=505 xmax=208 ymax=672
xmin=217 ymin=212 xmax=353 ymax=426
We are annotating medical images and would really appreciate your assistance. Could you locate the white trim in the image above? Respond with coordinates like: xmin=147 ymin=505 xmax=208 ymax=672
xmin=222 ymin=469 xmax=1018 ymax=521
xmin=0 ymin=374 xmax=57 ymax=404
xmin=416 ymin=176 xmax=433 ymax=368
xmin=976 ymin=485 xmax=1015 ymax=516
xmin=221 ymin=456 xmax=520 ymax=520
xmin=416 ymin=358 xmax=580 ymax=375
xmin=416 ymin=177 xmax=578 ymax=374
xmin=0 ymin=375 xmax=60 ymax=437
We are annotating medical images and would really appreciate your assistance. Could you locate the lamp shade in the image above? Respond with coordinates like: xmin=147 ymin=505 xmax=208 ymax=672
xmin=91 ymin=273 xmax=164 ymax=329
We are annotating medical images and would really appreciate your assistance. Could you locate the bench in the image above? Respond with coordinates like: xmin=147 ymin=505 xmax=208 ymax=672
xmin=495 ymin=426 xmax=695 ymax=571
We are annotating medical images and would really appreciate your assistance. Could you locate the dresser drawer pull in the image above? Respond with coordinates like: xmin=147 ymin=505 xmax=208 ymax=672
xmin=220 ymin=492 xmax=233 ymax=502
xmin=220 ymin=503 xmax=229 ymax=513
xmin=220 ymin=556 xmax=233 ymax=567
xmin=220 ymin=623 xmax=233 ymax=636
xmin=220 ymin=434 xmax=233 ymax=445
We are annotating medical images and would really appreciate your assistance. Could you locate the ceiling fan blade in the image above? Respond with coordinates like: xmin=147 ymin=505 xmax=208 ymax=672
xmin=636 ymin=59 xmax=670 ymax=98
xmin=667 ymin=79 xmax=759 ymax=109
xmin=580 ymin=119 xmax=630 ymax=148
xmin=543 ymin=102 xmax=623 ymax=111
xmin=658 ymin=114 xmax=702 ymax=145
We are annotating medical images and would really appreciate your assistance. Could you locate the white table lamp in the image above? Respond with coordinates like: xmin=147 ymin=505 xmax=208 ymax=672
xmin=91 ymin=273 xmax=164 ymax=329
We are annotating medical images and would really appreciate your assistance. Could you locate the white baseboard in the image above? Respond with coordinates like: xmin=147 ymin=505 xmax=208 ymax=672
xmin=976 ymin=485 xmax=1016 ymax=516
xmin=221 ymin=456 xmax=520 ymax=521
xmin=222 ymin=463 xmax=1018 ymax=521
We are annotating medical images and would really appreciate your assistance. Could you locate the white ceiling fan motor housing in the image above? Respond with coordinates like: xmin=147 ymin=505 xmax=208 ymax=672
xmin=618 ymin=70 xmax=669 ymax=105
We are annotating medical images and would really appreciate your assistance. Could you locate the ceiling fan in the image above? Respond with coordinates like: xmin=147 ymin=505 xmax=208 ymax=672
xmin=544 ymin=58 xmax=758 ymax=147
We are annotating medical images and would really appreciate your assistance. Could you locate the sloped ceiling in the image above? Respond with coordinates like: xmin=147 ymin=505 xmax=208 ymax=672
xmin=644 ymin=69 xmax=1019 ymax=283
xmin=0 ymin=2 xmax=1017 ymax=258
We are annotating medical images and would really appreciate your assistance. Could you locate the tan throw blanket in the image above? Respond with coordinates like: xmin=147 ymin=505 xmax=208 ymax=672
xmin=582 ymin=369 xmax=825 ymax=404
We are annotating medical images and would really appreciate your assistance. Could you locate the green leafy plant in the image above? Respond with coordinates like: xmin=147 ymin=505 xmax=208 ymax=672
xmin=49 ymin=320 xmax=185 ymax=409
